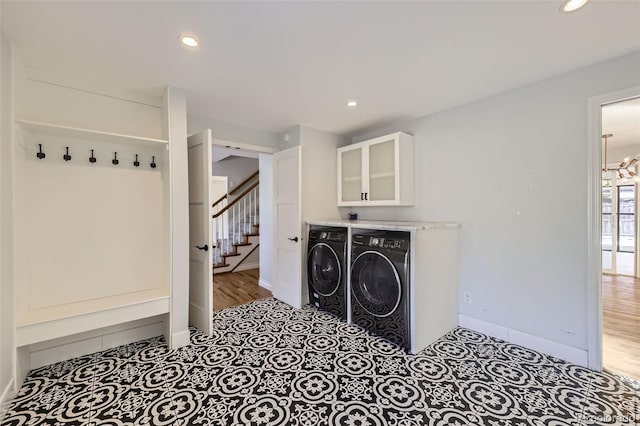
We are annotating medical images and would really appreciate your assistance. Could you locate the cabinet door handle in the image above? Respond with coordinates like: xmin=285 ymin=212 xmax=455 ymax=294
xmin=361 ymin=192 xmax=364 ymax=200
xmin=364 ymin=192 xmax=368 ymax=201
xmin=196 ymin=244 xmax=209 ymax=251
xmin=288 ymin=237 xmax=299 ymax=242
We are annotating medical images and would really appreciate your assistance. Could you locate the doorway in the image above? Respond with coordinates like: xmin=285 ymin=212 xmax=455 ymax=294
xmin=598 ymin=95 xmax=640 ymax=381
xmin=210 ymin=141 xmax=276 ymax=311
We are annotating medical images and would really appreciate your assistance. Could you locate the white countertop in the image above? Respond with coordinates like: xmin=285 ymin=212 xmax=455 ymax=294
xmin=307 ymin=219 xmax=460 ymax=231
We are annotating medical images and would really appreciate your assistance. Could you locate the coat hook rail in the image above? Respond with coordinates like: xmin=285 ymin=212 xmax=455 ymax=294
xmin=28 ymin=144 xmax=160 ymax=169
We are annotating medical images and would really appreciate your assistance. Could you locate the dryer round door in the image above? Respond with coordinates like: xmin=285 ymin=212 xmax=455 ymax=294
xmin=351 ymin=251 xmax=401 ymax=317
xmin=307 ymin=243 xmax=342 ymax=296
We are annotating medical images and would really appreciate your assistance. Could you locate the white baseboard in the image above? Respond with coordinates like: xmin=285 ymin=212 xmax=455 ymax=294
xmin=234 ymin=262 xmax=259 ymax=272
xmin=170 ymin=329 xmax=191 ymax=350
xmin=0 ymin=377 xmax=15 ymax=417
xmin=459 ymin=314 xmax=588 ymax=367
xmin=258 ymin=278 xmax=272 ymax=291
xmin=459 ymin=315 xmax=509 ymax=340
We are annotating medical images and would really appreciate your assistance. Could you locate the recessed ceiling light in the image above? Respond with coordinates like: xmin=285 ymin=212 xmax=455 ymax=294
xmin=346 ymin=99 xmax=358 ymax=108
xmin=561 ymin=0 xmax=589 ymax=12
xmin=180 ymin=34 xmax=199 ymax=48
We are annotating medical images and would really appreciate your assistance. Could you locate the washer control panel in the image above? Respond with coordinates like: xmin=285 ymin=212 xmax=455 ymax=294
xmin=310 ymin=229 xmax=347 ymax=242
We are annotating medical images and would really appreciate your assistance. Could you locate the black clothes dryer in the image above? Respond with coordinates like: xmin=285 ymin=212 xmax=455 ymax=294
xmin=350 ymin=231 xmax=411 ymax=350
xmin=307 ymin=227 xmax=348 ymax=320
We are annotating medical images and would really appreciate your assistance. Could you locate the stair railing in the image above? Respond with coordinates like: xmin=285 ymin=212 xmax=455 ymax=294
xmin=212 ymin=179 xmax=259 ymax=265
xmin=211 ymin=170 xmax=258 ymax=212
xmin=211 ymin=171 xmax=259 ymax=262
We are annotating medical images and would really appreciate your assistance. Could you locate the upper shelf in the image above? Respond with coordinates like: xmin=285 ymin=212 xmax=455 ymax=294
xmin=16 ymin=119 xmax=169 ymax=147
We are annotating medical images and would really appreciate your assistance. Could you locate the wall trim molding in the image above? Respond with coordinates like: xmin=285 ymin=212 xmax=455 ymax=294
xmin=459 ymin=314 xmax=588 ymax=367
xmin=258 ymin=279 xmax=272 ymax=291
xmin=0 ymin=377 xmax=15 ymax=416
xmin=234 ymin=262 xmax=259 ymax=273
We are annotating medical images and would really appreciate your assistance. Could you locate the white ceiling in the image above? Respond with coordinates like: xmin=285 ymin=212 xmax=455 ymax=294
xmin=2 ymin=1 xmax=639 ymax=136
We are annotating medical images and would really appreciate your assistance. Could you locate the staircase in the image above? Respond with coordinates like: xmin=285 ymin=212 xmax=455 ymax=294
xmin=212 ymin=171 xmax=260 ymax=274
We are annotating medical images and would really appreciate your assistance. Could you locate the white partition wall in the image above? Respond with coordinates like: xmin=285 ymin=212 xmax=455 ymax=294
xmin=10 ymin=59 xmax=189 ymax=383
xmin=0 ymin=31 xmax=16 ymax=408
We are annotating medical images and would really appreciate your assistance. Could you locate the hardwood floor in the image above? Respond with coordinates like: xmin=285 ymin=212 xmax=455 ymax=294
xmin=213 ymin=268 xmax=272 ymax=311
xmin=602 ymin=273 xmax=640 ymax=380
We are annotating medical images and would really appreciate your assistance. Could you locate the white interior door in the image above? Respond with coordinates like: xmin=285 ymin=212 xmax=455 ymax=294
xmin=272 ymin=146 xmax=302 ymax=308
xmin=188 ymin=129 xmax=213 ymax=335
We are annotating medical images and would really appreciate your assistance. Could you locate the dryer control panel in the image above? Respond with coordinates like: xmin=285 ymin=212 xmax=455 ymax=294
xmin=353 ymin=234 xmax=409 ymax=251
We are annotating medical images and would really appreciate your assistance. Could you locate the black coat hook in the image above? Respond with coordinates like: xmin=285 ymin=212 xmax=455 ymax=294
xmin=150 ymin=156 xmax=156 ymax=169
xmin=63 ymin=147 xmax=72 ymax=162
xmin=133 ymin=154 xmax=140 ymax=167
xmin=112 ymin=152 xmax=119 ymax=166
xmin=36 ymin=144 xmax=46 ymax=160
xmin=89 ymin=149 xmax=96 ymax=163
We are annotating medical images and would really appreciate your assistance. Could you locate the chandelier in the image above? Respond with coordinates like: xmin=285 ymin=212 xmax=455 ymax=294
xmin=602 ymin=133 xmax=639 ymax=180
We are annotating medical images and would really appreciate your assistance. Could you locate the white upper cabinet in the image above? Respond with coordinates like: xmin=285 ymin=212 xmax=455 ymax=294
xmin=338 ymin=132 xmax=414 ymax=206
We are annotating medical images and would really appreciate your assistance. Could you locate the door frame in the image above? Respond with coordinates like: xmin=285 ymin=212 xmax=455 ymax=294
xmin=208 ymin=137 xmax=277 ymax=307
xmin=587 ymin=85 xmax=640 ymax=370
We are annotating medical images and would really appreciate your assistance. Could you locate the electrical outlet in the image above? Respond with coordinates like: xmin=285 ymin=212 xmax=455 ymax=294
xmin=464 ymin=292 xmax=472 ymax=304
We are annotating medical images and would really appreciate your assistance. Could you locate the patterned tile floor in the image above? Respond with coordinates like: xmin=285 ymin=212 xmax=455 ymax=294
xmin=2 ymin=298 xmax=639 ymax=425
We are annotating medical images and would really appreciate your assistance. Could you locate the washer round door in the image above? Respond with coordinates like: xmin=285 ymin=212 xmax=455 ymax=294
xmin=351 ymin=251 xmax=401 ymax=317
xmin=307 ymin=243 xmax=342 ymax=296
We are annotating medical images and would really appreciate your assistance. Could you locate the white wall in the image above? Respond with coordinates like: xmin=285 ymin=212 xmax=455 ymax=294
xmin=13 ymin=62 xmax=168 ymax=316
xmin=238 ymin=248 xmax=260 ymax=269
xmin=347 ymin=51 xmax=640 ymax=357
xmin=299 ymin=126 xmax=349 ymax=222
xmin=259 ymin=153 xmax=273 ymax=287
xmin=212 ymin=156 xmax=258 ymax=191
xmin=0 ymin=31 xmax=15 ymax=408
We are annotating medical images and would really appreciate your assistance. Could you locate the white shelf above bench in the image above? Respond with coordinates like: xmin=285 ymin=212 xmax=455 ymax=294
xmin=16 ymin=288 xmax=170 ymax=346
xmin=15 ymin=119 xmax=169 ymax=148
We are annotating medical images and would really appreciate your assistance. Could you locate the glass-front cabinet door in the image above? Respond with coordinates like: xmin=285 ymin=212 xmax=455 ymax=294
xmin=337 ymin=132 xmax=413 ymax=207
xmin=367 ymin=138 xmax=397 ymax=203
xmin=339 ymin=145 xmax=364 ymax=204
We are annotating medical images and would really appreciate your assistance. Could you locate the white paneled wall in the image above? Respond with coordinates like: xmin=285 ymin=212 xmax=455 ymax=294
xmin=9 ymin=56 xmax=189 ymax=383
xmin=0 ymin=31 xmax=16 ymax=407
